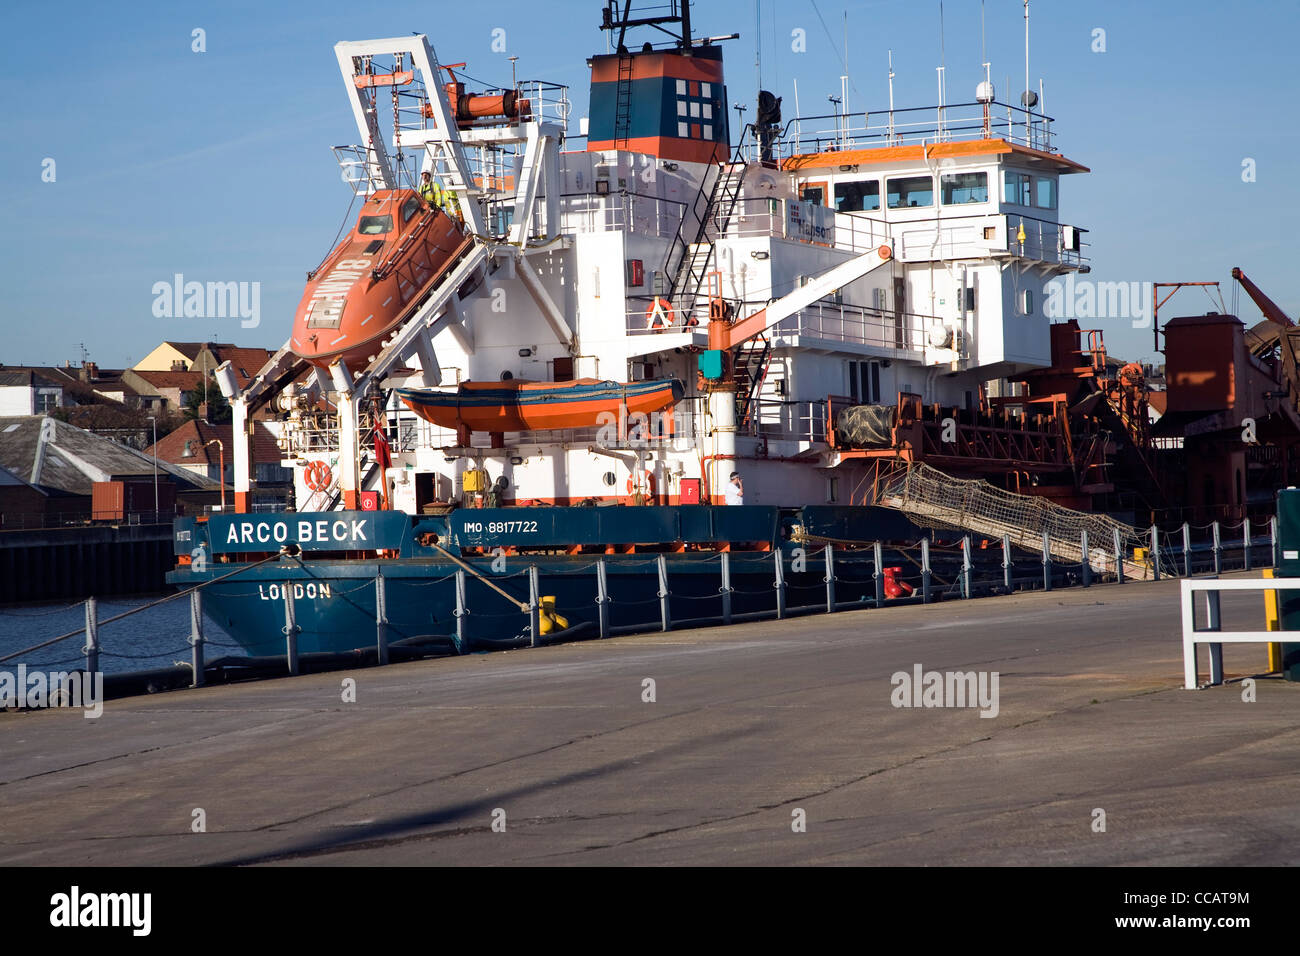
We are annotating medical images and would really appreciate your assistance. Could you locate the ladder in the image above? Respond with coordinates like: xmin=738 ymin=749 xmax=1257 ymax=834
xmin=665 ymin=125 xmax=752 ymax=322
xmin=614 ymin=53 xmax=634 ymax=149
xmin=735 ymin=335 xmax=772 ymax=428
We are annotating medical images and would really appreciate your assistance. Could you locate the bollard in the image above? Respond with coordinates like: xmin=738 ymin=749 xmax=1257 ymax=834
xmin=1212 ymin=521 xmax=1221 ymax=575
xmin=84 ymin=596 xmax=99 ymax=677
xmin=824 ymin=544 xmax=836 ymax=614
xmin=454 ymin=569 xmax=468 ymax=653
xmin=1042 ymin=530 xmax=1052 ymax=592
xmin=773 ymin=549 xmax=787 ymax=619
xmin=528 ymin=565 xmax=541 ymax=647
xmin=1114 ymin=527 xmax=1124 ymax=584
xmin=374 ymin=570 xmax=389 ymax=666
xmin=1182 ymin=522 xmax=1191 ymax=577
xmin=596 ymin=559 xmax=610 ymax=639
xmin=189 ymin=591 xmax=205 ymax=688
xmin=1081 ymin=529 xmax=1091 ymax=588
xmin=961 ymin=536 xmax=973 ymax=599
xmin=920 ymin=538 xmax=932 ymax=604
xmin=1002 ymin=533 xmax=1012 ymax=591
xmin=1150 ymin=525 xmax=1160 ymax=581
xmin=1204 ymin=590 xmax=1224 ymax=686
xmin=657 ymin=554 xmax=671 ymax=632
xmin=720 ymin=551 xmax=732 ymax=625
xmin=1271 ymin=515 xmax=1280 ymax=567
xmin=282 ymin=585 xmax=299 ymax=676
xmin=1243 ymin=517 xmax=1252 ymax=572
xmin=873 ymin=542 xmax=884 ymax=608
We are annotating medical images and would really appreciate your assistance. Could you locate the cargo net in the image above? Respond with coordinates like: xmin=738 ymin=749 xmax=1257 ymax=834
xmin=878 ymin=463 xmax=1173 ymax=579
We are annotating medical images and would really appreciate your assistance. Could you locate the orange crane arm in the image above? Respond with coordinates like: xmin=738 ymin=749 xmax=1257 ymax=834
xmin=1231 ymin=266 xmax=1292 ymax=327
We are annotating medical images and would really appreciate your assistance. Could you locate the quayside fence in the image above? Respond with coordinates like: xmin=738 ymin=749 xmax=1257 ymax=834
xmin=0 ymin=505 xmax=1279 ymax=706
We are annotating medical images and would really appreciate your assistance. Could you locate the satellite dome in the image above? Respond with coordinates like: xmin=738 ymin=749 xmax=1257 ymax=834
xmin=975 ymin=80 xmax=995 ymax=104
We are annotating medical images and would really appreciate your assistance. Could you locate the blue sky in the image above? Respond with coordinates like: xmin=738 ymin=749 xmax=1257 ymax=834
xmin=2 ymin=0 xmax=1297 ymax=370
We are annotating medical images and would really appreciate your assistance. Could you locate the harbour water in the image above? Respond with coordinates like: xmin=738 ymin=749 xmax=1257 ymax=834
xmin=0 ymin=595 xmax=243 ymax=677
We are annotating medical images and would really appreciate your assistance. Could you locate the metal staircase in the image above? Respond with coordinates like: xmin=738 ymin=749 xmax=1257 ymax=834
xmin=665 ymin=127 xmax=752 ymax=324
xmin=735 ymin=335 xmax=772 ymax=428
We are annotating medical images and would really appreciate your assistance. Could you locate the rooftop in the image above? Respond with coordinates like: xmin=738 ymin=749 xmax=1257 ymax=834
xmin=146 ymin=418 xmax=282 ymax=466
xmin=0 ymin=416 xmax=218 ymax=496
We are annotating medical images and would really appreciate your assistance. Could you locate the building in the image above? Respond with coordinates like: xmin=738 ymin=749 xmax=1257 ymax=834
xmin=0 ymin=415 xmax=222 ymax=523
xmin=146 ymin=418 xmax=292 ymax=510
xmin=130 ymin=342 xmax=276 ymax=417
xmin=121 ymin=368 xmax=205 ymax=414
xmin=0 ymin=369 xmax=67 ymax=416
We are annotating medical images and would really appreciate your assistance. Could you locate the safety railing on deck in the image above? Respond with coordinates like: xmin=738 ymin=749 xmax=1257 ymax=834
xmin=559 ymin=190 xmax=687 ymax=239
xmin=750 ymin=101 xmax=1058 ymax=163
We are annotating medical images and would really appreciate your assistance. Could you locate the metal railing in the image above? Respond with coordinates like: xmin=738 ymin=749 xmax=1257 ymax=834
xmin=1179 ymin=577 xmax=1293 ymax=690
xmin=893 ymin=211 xmax=1088 ymax=269
xmin=750 ymin=101 xmax=1058 ymax=163
xmin=559 ymin=190 xmax=687 ymax=239
xmin=0 ymin=510 xmax=179 ymax=531
xmin=772 ymin=302 xmax=929 ymax=354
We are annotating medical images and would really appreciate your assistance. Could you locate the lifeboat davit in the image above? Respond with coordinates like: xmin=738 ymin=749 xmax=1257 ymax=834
xmin=290 ymin=188 xmax=473 ymax=370
xmin=396 ymin=379 xmax=684 ymax=433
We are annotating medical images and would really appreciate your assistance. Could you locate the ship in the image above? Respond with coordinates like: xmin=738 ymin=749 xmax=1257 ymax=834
xmin=170 ymin=0 xmax=1183 ymax=655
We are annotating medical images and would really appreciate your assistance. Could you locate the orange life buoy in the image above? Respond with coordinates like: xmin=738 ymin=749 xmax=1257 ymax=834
xmin=304 ymin=460 xmax=333 ymax=492
xmin=645 ymin=296 xmax=675 ymax=330
xmin=626 ymin=470 xmax=657 ymax=498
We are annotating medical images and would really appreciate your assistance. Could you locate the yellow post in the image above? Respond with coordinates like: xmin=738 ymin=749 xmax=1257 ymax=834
xmin=1263 ymin=568 xmax=1283 ymax=672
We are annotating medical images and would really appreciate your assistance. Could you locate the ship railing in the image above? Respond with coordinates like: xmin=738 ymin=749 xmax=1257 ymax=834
xmin=331 ymin=145 xmax=383 ymax=198
xmin=745 ymin=101 xmax=1057 ymax=163
xmin=410 ymin=413 xmax=704 ymax=452
xmin=621 ymin=298 xmax=932 ymax=353
xmin=771 ymin=302 xmax=930 ymax=356
xmin=709 ymin=197 xmax=891 ymax=255
xmin=559 ymin=190 xmax=687 ymax=241
xmin=892 ymin=211 xmax=1089 ymax=270
xmin=739 ymin=398 xmax=829 ymax=445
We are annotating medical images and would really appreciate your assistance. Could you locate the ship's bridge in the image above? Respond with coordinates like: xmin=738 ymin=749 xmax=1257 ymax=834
xmin=764 ymin=100 xmax=1090 ymax=277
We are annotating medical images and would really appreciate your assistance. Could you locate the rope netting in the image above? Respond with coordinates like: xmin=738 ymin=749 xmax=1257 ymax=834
xmin=877 ymin=464 xmax=1174 ymax=578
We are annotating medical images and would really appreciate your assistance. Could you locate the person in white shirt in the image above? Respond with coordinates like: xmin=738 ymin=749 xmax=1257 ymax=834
xmin=724 ymin=472 xmax=744 ymax=505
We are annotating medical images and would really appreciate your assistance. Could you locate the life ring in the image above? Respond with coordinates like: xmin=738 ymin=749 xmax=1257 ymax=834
xmin=645 ymin=296 xmax=675 ymax=330
xmin=304 ymin=460 xmax=333 ymax=492
xmin=626 ymin=469 xmax=657 ymax=498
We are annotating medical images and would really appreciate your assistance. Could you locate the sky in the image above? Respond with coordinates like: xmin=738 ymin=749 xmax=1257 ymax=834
xmin=2 ymin=0 xmax=1298 ymax=371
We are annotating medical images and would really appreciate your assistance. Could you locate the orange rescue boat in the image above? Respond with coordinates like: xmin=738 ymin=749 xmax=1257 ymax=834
xmin=397 ymin=378 xmax=684 ymax=434
xmin=290 ymin=188 xmax=473 ymax=370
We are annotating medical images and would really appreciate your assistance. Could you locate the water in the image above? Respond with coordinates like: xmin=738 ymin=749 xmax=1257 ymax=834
xmin=0 ymin=595 xmax=246 ymax=677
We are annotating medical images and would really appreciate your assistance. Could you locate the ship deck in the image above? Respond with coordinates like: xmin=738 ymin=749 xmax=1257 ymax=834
xmin=1 ymin=572 xmax=1295 ymax=865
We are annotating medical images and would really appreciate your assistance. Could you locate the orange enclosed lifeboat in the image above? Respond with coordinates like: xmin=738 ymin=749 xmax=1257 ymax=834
xmin=290 ymin=188 xmax=473 ymax=370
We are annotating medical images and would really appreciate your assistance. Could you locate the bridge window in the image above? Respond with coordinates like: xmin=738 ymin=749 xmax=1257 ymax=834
xmin=941 ymin=172 xmax=988 ymax=204
xmin=1035 ymin=177 xmax=1057 ymax=209
xmin=887 ymin=175 xmax=933 ymax=209
xmin=1003 ymin=171 xmax=1032 ymax=206
xmin=835 ymin=179 xmax=880 ymax=212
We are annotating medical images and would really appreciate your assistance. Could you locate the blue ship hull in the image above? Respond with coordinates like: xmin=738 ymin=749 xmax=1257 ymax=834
xmin=167 ymin=505 xmax=920 ymax=656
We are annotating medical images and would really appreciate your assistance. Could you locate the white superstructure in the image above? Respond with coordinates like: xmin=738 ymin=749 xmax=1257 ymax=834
xmin=218 ymin=5 xmax=1091 ymax=515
